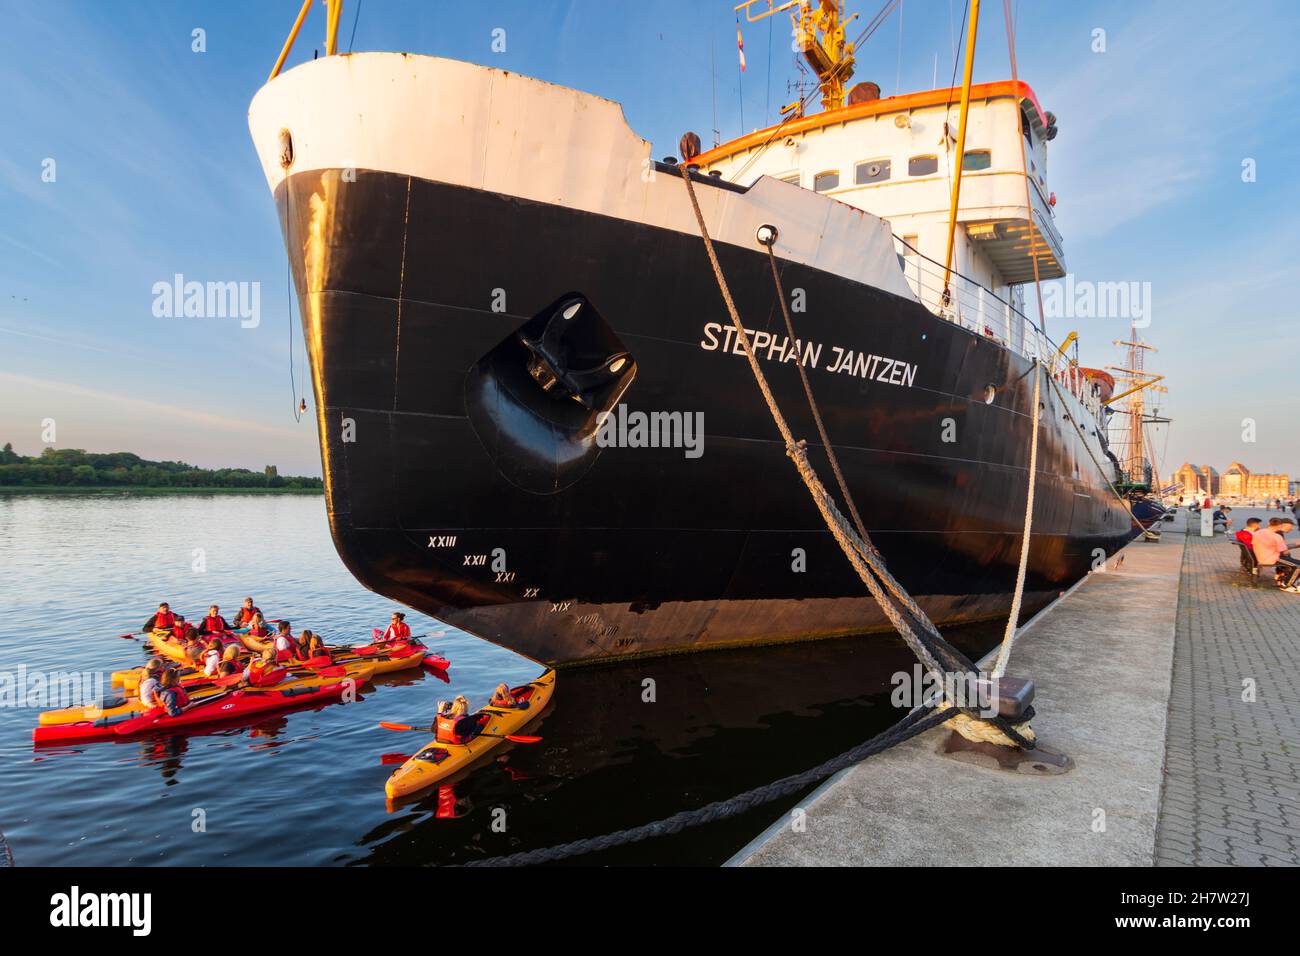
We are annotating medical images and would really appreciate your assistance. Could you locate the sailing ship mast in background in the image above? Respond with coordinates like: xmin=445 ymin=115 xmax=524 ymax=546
xmin=1107 ymin=325 xmax=1169 ymax=491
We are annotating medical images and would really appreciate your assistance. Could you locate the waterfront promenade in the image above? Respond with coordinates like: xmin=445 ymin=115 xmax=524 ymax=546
xmin=1155 ymin=508 xmax=1300 ymax=866
xmin=731 ymin=509 xmax=1300 ymax=866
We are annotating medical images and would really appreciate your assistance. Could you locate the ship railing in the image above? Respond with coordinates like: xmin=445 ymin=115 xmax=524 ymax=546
xmin=895 ymin=236 xmax=1088 ymax=406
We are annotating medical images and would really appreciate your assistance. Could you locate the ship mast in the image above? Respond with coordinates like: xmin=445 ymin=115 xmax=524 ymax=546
xmin=737 ymin=0 xmax=859 ymax=114
xmin=1106 ymin=324 xmax=1168 ymax=487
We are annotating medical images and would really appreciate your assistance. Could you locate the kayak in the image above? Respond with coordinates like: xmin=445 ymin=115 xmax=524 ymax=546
xmin=33 ymin=666 xmax=374 ymax=744
xmin=384 ymin=670 xmax=555 ymax=800
xmin=142 ymin=631 xmax=428 ymax=679
xmin=37 ymin=660 xmax=376 ymax=727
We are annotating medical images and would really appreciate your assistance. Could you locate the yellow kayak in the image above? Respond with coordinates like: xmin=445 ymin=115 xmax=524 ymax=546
xmin=385 ymin=671 xmax=555 ymax=801
xmin=39 ymin=661 xmax=376 ymax=727
xmin=139 ymin=631 xmax=425 ymax=682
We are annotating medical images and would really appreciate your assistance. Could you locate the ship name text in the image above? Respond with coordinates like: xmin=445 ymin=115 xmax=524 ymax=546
xmin=699 ymin=323 xmax=917 ymax=388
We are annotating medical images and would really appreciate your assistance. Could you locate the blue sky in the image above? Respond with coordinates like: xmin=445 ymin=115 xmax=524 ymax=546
xmin=1 ymin=0 xmax=1297 ymax=481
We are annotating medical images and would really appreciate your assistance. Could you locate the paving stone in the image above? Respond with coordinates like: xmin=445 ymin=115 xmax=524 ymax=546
xmin=1155 ymin=509 xmax=1300 ymax=867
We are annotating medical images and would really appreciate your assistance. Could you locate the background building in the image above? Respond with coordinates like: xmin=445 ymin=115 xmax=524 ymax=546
xmin=1184 ymin=461 xmax=1290 ymax=501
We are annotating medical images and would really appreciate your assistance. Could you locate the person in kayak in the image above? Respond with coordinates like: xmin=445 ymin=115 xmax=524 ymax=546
xmin=303 ymin=633 xmax=331 ymax=664
xmin=381 ymin=611 xmax=411 ymax=642
xmin=137 ymin=659 xmax=166 ymax=708
xmin=245 ymin=613 xmax=270 ymax=639
xmin=434 ymin=696 xmax=483 ymax=744
xmin=272 ymin=621 xmax=296 ymax=661
xmin=292 ymin=632 xmax=319 ymax=660
xmin=489 ymin=683 xmax=518 ymax=708
xmin=142 ymin=602 xmax=178 ymax=633
xmin=232 ymin=597 xmax=262 ymax=628
xmin=242 ymin=648 xmax=281 ymax=687
xmin=201 ymin=605 xmax=229 ymax=634
xmin=200 ymin=639 xmax=227 ymax=678
xmin=156 ymin=669 xmax=191 ymax=717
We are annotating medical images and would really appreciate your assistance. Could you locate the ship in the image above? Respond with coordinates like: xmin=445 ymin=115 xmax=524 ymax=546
xmin=1106 ymin=324 xmax=1172 ymax=530
xmin=248 ymin=0 xmax=1135 ymax=666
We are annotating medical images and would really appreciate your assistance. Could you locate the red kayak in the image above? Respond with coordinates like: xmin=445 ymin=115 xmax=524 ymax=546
xmin=33 ymin=678 xmax=361 ymax=745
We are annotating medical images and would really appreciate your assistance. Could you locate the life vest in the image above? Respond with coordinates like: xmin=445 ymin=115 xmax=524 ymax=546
xmin=383 ymin=622 xmax=411 ymax=641
xmin=435 ymin=714 xmax=465 ymax=744
xmin=246 ymin=660 xmax=283 ymax=687
xmin=154 ymin=611 xmax=176 ymax=630
xmin=247 ymin=623 xmax=268 ymax=637
xmin=302 ymin=654 xmax=333 ymax=668
xmin=273 ymin=634 xmax=296 ymax=662
xmin=172 ymin=624 xmax=188 ymax=641
xmin=202 ymin=615 xmax=226 ymax=633
xmin=236 ymin=606 xmax=262 ymax=626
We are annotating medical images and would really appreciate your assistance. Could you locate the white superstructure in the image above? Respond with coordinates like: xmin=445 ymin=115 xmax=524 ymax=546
xmin=697 ymin=81 xmax=1063 ymax=354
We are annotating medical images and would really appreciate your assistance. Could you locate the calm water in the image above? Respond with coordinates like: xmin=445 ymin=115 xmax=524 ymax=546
xmin=0 ymin=493 xmax=999 ymax=866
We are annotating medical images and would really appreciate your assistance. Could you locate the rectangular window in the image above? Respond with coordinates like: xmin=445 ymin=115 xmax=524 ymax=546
xmin=962 ymin=150 xmax=991 ymax=171
xmin=902 ymin=234 xmax=919 ymax=256
xmin=855 ymin=159 xmax=891 ymax=184
xmin=908 ymin=155 xmax=938 ymax=176
xmin=813 ymin=170 xmax=840 ymax=192
xmin=780 ymin=173 xmax=800 ymax=186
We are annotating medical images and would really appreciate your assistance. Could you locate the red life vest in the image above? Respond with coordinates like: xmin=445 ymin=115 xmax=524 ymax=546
xmin=435 ymin=714 xmax=464 ymax=744
xmin=247 ymin=660 xmax=282 ymax=687
xmin=236 ymin=606 xmax=262 ymax=626
xmin=154 ymin=611 xmax=176 ymax=630
xmin=383 ymin=622 xmax=411 ymax=641
xmin=202 ymin=615 xmax=227 ymax=633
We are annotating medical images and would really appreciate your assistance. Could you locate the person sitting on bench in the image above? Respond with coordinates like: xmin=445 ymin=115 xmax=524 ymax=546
xmin=1252 ymin=518 xmax=1300 ymax=590
xmin=1235 ymin=517 xmax=1262 ymax=548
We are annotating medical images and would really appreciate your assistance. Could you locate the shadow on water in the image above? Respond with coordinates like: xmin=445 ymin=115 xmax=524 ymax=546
xmin=355 ymin=621 xmax=1004 ymax=866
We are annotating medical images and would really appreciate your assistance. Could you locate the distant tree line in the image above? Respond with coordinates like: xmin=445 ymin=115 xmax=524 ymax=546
xmin=0 ymin=443 xmax=322 ymax=489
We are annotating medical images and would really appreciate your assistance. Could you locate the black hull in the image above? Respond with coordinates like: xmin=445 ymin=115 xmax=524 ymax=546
xmin=278 ymin=168 xmax=1133 ymax=666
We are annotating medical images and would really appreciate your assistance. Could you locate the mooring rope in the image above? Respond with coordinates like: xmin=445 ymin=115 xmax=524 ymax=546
xmin=461 ymin=702 xmax=951 ymax=867
xmin=991 ymin=359 xmax=1041 ymax=679
xmin=764 ymin=244 xmax=974 ymax=679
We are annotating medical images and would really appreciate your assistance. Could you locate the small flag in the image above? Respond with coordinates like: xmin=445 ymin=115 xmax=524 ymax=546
xmin=737 ymin=23 xmax=746 ymax=72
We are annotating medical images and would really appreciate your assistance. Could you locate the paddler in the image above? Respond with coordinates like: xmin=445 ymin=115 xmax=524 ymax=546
xmin=489 ymin=683 xmax=518 ymax=709
xmin=232 ymin=596 xmax=262 ymax=628
xmin=303 ymin=633 xmax=332 ymax=665
xmin=241 ymin=648 xmax=279 ymax=687
xmin=380 ymin=611 xmax=411 ymax=642
xmin=156 ymin=668 xmax=191 ymax=717
xmin=245 ymin=613 xmax=269 ymax=639
xmin=272 ymin=620 xmax=296 ymax=661
xmin=142 ymin=602 xmax=178 ymax=634
xmin=137 ymin=658 xmax=166 ymax=708
xmin=200 ymin=639 xmax=224 ymax=677
xmin=201 ymin=605 xmax=229 ymax=634
xmin=434 ymin=695 xmax=482 ymax=744
xmin=293 ymin=629 xmax=317 ymax=662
